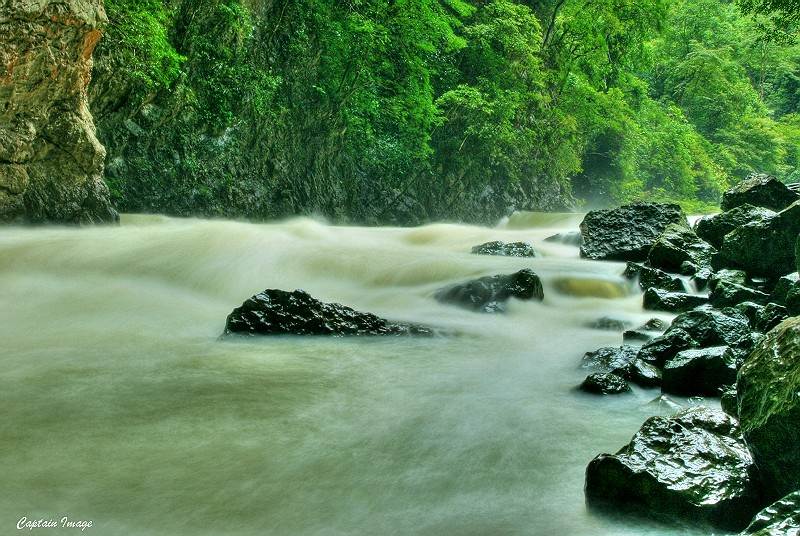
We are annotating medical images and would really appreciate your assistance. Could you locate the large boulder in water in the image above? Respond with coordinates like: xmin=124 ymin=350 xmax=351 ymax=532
xmin=221 ymin=289 xmax=431 ymax=337
xmin=694 ymin=205 xmax=776 ymax=249
xmin=642 ymin=288 xmax=708 ymax=312
xmin=647 ymin=223 xmax=716 ymax=274
xmin=737 ymin=316 xmax=800 ymax=500
xmin=471 ymin=240 xmax=538 ymax=257
xmin=662 ymin=346 xmax=738 ymax=397
xmin=579 ymin=202 xmax=689 ymax=261
xmin=740 ymin=490 xmax=800 ymax=535
xmin=624 ymin=262 xmax=686 ymax=292
xmin=720 ymin=173 xmax=800 ymax=212
xmin=434 ymin=268 xmax=543 ymax=313
xmin=720 ymin=201 xmax=800 ymax=278
xmin=585 ymin=406 xmax=761 ymax=532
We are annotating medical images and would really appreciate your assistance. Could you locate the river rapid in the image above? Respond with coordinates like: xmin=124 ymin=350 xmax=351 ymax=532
xmin=1 ymin=214 xmax=711 ymax=535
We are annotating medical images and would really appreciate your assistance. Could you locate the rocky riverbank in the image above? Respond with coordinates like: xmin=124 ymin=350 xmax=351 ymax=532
xmin=576 ymin=174 xmax=800 ymax=534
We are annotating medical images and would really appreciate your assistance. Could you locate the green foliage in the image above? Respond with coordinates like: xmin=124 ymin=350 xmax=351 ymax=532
xmin=103 ymin=0 xmax=185 ymax=93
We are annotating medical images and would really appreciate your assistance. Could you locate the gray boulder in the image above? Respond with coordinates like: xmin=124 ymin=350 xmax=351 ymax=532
xmin=737 ymin=317 xmax=800 ymax=500
xmin=721 ymin=173 xmax=800 ymax=212
xmin=585 ymin=406 xmax=761 ymax=532
xmin=579 ymin=202 xmax=689 ymax=261
xmin=434 ymin=268 xmax=544 ymax=313
xmin=720 ymin=201 xmax=800 ymax=278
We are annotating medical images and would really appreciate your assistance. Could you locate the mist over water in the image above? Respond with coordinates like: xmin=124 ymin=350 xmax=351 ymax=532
xmin=1 ymin=214 xmax=708 ymax=535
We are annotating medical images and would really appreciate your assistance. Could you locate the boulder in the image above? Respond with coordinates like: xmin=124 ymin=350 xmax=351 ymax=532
xmin=579 ymin=372 xmax=632 ymax=394
xmin=642 ymin=288 xmax=709 ymax=312
xmin=585 ymin=406 xmax=761 ymax=532
xmin=637 ymin=308 xmax=753 ymax=367
xmin=710 ymin=280 xmax=770 ymax=308
xmin=579 ymin=202 xmax=689 ymax=261
xmin=720 ymin=201 xmax=800 ymax=278
xmin=647 ymin=224 xmax=716 ymax=274
xmin=720 ymin=173 xmax=800 ymax=212
xmin=694 ymin=205 xmax=775 ymax=249
xmin=580 ymin=345 xmax=639 ymax=371
xmin=623 ymin=318 xmax=669 ymax=345
xmin=787 ymin=281 xmax=800 ymax=316
xmin=768 ymin=273 xmax=799 ymax=306
xmin=0 ymin=0 xmax=118 ymax=224
xmin=221 ymin=289 xmax=432 ymax=337
xmin=625 ymin=358 xmax=662 ymax=388
xmin=740 ymin=490 xmax=800 ymax=535
xmin=434 ymin=268 xmax=543 ymax=313
xmin=624 ymin=262 xmax=686 ymax=292
xmin=737 ymin=317 xmax=800 ymax=500
xmin=709 ymin=269 xmax=749 ymax=291
xmin=754 ymin=303 xmax=788 ymax=334
xmin=662 ymin=346 xmax=738 ymax=397
xmin=471 ymin=241 xmax=537 ymax=257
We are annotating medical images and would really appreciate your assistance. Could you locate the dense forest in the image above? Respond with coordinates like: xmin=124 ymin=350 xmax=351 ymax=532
xmin=88 ymin=0 xmax=800 ymax=224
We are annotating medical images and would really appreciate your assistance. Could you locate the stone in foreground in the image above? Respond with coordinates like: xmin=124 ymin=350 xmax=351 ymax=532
xmin=579 ymin=202 xmax=689 ymax=261
xmin=737 ymin=316 xmax=800 ymax=500
xmin=434 ymin=268 xmax=543 ymax=313
xmin=221 ymin=289 xmax=431 ymax=337
xmin=585 ymin=406 xmax=760 ymax=532
xmin=739 ymin=490 xmax=800 ymax=535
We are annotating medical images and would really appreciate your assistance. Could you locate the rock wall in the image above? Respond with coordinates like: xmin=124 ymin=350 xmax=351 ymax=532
xmin=0 ymin=0 xmax=117 ymax=224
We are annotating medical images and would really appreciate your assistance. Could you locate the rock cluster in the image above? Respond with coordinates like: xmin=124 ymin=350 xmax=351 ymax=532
xmin=579 ymin=174 xmax=800 ymax=533
xmin=1 ymin=0 xmax=118 ymax=224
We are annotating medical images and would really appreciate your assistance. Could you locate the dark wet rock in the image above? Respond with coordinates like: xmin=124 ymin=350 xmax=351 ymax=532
xmin=720 ymin=201 xmax=800 ymax=278
xmin=709 ymin=269 xmax=749 ymax=291
xmin=585 ymin=406 xmax=761 ymax=532
xmin=694 ymin=205 xmax=776 ymax=250
xmin=625 ymin=358 xmax=662 ymax=388
xmin=734 ymin=302 xmax=766 ymax=329
xmin=587 ymin=317 xmax=632 ymax=331
xmin=643 ymin=288 xmax=709 ymax=312
xmin=691 ymin=266 xmax=714 ymax=291
xmin=662 ymin=346 xmax=738 ymax=397
xmin=580 ymin=345 xmax=639 ymax=371
xmin=755 ymin=303 xmax=789 ymax=334
xmin=579 ymin=372 xmax=632 ymax=394
xmin=624 ymin=262 xmax=686 ymax=292
xmin=544 ymin=231 xmax=584 ymax=245
xmin=647 ymin=224 xmax=716 ymax=274
xmin=579 ymin=202 xmax=689 ymax=261
xmin=622 ymin=330 xmax=654 ymax=343
xmin=769 ymin=273 xmax=799 ymax=306
xmin=737 ymin=316 xmax=800 ymax=500
xmin=721 ymin=173 xmax=800 ymax=212
xmin=637 ymin=309 xmax=753 ymax=368
xmin=433 ymin=268 xmax=543 ymax=313
xmin=623 ymin=318 xmax=669 ymax=345
xmin=471 ymin=241 xmax=538 ymax=257
xmin=721 ymin=385 xmax=738 ymax=418
xmin=641 ymin=317 xmax=668 ymax=332
xmin=787 ymin=280 xmax=800 ymax=316
xmin=740 ymin=490 xmax=800 ymax=535
xmin=221 ymin=289 xmax=432 ymax=337
xmin=710 ymin=280 xmax=770 ymax=308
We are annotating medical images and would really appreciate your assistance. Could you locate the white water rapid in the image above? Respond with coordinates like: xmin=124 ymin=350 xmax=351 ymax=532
xmin=1 ymin=214 xmax=710 ymax=535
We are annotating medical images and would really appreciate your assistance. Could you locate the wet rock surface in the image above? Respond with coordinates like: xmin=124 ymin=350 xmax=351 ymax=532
xmin=585 ymin=406 xmax=761 ymax=532
xmin=579 ymin=202 xmax=689 ymax=261
xmin=433 ymin=268 xmax=544 ymax=313
xmin=471 ymin=240 xmax=538 ymax=257
xmin=737 ymin=317 xmax=800 ymax=501
xmin=221 ymin=289 xmax=432 ymax=337
xmin=740 ymin=490 xmax=800 ymax=535
xmin=720 ymin=173 xmax=800 ymax=212
xmin=642 ymin=287 xmax=709 ymax=312
xmin=579 ymin=372 xmax=632 ymax=394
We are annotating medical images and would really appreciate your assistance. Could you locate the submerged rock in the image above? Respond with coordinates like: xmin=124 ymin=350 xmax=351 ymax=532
xmin=471 ymin=240 xmax=538 ymax=257
xmin=737 ymin=317 xmax=800 ymax=500
xmin=544 ymin=231 xmax=584 ymax=245
xmin=579 ymin=202 xmax=689 ymax=261
xmin=585 ymin=406 xmax=760 ymax=532
xmin=720 ymin=173 xmax=800 ymax=212
xmin=434 ymin=268 xmax=543 ymax=313
xmin=740 ymin=490 xmax=800 ymax=535
xmin=221 ymin=289 xmax=431 ymax=337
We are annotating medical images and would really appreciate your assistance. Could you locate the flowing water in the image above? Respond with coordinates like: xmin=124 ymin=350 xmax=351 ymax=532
xmin=0 ymin=214 xmax=714 ymax=535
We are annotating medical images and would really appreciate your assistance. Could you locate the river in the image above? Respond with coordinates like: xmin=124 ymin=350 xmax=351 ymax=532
xmin=0 ymin=214 xmax=713 ymax=535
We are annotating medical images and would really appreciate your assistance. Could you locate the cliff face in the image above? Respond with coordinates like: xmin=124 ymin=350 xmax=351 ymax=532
xmin=0 ymin=0 xmax=118 ymax=224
